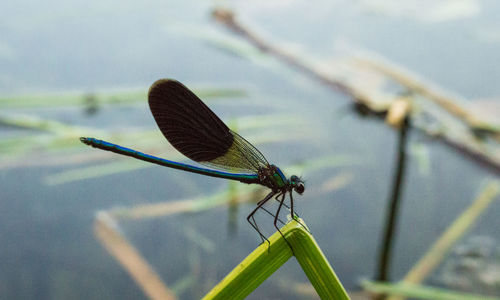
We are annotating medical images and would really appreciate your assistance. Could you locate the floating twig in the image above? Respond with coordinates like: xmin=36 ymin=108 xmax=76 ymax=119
xmin=211 ymin=8 xmax=500 ymax=175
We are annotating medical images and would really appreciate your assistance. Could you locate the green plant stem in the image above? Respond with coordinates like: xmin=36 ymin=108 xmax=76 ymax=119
xmin=362 ymin=280 xmax=500 ymax=300
xmin=202 ymin=219 xmax=349 ymax=300
xmin=376 ymin=119 xmax=410 ymax=283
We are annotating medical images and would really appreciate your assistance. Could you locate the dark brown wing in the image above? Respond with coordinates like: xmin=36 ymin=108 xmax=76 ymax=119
xmin=148 ymin=79 xmax=269 ymax=173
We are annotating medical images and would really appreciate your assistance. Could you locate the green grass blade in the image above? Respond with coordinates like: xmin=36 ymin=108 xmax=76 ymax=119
xmin=361 ymin=280 xmax=500 ymax=300
xmin=288 ymin=221 xmax=350 ymax=299
xmin=0 ymin=87 xmax=246 ymax=109
xmin=202 ymin=225 xmax=293 ymax=300
xmin=202 ymin=219 xmax=349 ymax=300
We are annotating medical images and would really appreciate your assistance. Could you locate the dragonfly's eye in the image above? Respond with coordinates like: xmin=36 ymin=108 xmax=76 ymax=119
xmin=294 ymin=182 xmax=305 ymax=194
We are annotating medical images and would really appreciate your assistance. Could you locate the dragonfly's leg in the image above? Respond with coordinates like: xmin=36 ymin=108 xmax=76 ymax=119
xmin=274 ymin=193 xmax=292 ymax=211
xmin=247 ymin=191 xmax=275 ymax=246
xmin=273 ymin=193 xmax=288 ymax=215
xmin=289 ymin=191 xmax=309 ymax=233
xmin=289 ymin=190 xmax=295 ymax=219
xmin=259 ymin=206 xmax=286 ymax=226
xmin=272 ymin=193 xmax=293 ymax=212
xmin=257 ymin=191 xmax=275 ymax=206
xmin=274 ymin=192 xmax=285 ymax=225
xmin=274 ymin=192 xmax=295 ymax=255
xmin=250 ymin=214 xmax=265 ymax=245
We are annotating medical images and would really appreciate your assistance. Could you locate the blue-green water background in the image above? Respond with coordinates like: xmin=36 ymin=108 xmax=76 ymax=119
xmin=1 ymin=1 xmax=499 ymax=299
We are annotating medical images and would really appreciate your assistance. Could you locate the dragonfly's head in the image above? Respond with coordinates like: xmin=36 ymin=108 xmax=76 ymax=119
xmin=290 ymin=175 xmax=305 ymax=194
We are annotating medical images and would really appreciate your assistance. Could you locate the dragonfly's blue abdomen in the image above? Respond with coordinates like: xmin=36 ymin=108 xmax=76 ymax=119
xmin=80 ymin=137 xmax=260 ymax=184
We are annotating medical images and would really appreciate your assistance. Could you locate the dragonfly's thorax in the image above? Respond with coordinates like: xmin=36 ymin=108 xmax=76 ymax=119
xmin=258 ymin=165 xmax=305 ymax=194
xmin=258 ymin=164 xmax=288 ymax=191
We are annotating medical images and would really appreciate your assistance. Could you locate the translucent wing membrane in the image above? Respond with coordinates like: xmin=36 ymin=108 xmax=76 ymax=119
xmin=202 ymin=129 xmax=269 ymax=173
xmin=148 ymin=79 xmax=269 ymax=173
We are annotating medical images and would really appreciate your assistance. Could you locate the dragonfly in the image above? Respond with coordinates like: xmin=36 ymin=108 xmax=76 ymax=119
xmin=80 ymin=79 xmax=305 ymax=247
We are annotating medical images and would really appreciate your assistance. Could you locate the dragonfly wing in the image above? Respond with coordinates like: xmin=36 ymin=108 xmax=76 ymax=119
xmin=200 ymin=129 xmax=269 ymax=173
xmin=148 ymin=79 xmax=269 ymax=173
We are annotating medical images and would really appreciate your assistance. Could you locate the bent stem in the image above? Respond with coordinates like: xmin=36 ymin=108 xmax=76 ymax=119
xmin=202 ymin=218 xmax=349 ymax=300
